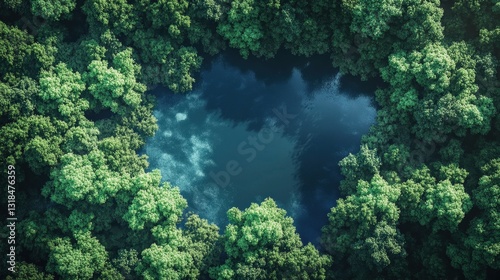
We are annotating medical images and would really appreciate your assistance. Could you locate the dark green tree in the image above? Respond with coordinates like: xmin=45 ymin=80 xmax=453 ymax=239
xmin=322 ymin=175 xmax=407 ymax=279
xmin=211 ymin=198 xmax=331 ymax=280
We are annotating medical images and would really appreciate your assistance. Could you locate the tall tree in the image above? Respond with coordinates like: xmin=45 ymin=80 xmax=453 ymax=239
xmin=322 ymin=175 xmax=407 ymax=279
xmin=211 ymin=198 xmax=331 ymax=280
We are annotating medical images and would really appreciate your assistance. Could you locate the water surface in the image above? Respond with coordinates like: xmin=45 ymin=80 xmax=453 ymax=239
xmin=145 ymin=52 xmax=377 ymax=244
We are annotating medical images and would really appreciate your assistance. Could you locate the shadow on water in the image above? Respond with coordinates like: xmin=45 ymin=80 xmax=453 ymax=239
xmin=144 ymin=51 xmax=378 ymax=245
xmin=200 ymin=51 xmax=304 ymax=133
xmin=220 ymin=49 xmax=306 ymax=86
xmin=291 ymin=95 xmax=375 ymax=243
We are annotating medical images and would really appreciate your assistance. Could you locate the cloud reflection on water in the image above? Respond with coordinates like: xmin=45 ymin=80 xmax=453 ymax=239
xmin=144 ymin=54 xmax=376 ymax=243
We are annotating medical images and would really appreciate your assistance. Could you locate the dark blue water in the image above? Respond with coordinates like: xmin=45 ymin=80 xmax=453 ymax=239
xmin=144 ymin=51 xmax=377 ymax=244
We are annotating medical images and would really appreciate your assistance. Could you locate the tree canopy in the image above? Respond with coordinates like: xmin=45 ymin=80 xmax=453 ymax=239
xmin=0 ymin=0 xmax=499 ymax=279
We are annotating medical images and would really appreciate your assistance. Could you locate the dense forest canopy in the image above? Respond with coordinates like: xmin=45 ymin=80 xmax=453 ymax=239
xmin=0 ymin=0 xmax=499 ymax=279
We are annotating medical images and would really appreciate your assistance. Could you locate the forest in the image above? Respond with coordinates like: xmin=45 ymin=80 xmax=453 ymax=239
xmin=0 ymin=0 xmax=499 ymax=279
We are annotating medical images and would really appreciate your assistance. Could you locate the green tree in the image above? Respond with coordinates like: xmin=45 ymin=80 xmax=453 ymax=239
xmin=84 ymin=48 xmax=144 ymax=114
xmin=41 ymin=150 xmax=130 ymax=206
xmin=330 ymin=0 xmax=444 ymax=79
xmin=82 ymin=0 xmax=205 ymax=92
xmin=186 ymin=0 xmax=226 ymax=55
xmin=377 ymin=42 xmax=496 ymax=145
xmin=122 ymin=180 xmax=187 ymax=231
xmin=184 ymin=214 xmax=222 ymax=278
xmin=46 ymin=231 xmax=108 ymax=280
xmin=82 ymin=0 xmax=136 ymax=34
xmin=138 ymin=46 xmax=202 ymax=93
xmin=112 ymin=249 xmax=139 ymax=279
xmin=339 ymin=144 xmax=381 ymax=194
xmin=282 ymin=0 xmax=331 ymax=56
xmin=211 ymin=198 xmax=331 ymax=280
xmin=5 ymin=262 xmax=54 ymax=280
xmin=30 ymin=0 xmax=76 ymax=21
xmin=217 ymin=0 xmax=273 ymax=58
xmin=446 ymin=158 xmax=500 ymax=279
xmin=0 ymin=21 xmax=55 ymax=79
xmin=136 ymin=243 xmax=197 ymax=280
xmin=62 ymin=120 xmax=100 ymax=155
xmin=398 ymin=164 xmax=472 ymax=232
xmin=0 ymin=77 xmax=37 ymax=123
xmin=322 ymin=175 xmax=407 ymax=279
xmin=38 ymin=63 xmax=88 ymax=124
xmin=97 ymin=134 xmax=149 ymax=175
xmin=0 ymin=115 xmax=66 ymax=172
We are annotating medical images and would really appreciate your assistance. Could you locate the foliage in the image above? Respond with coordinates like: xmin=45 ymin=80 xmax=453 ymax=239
xmin=0 ymin=0 xmax=499 ymax=279
xmin=0 ymin=21 xmax=55 ymax=79
xmin=322 ymin=175 xmax=406 ymax=279
xmin=31 ymin=0 xmax=77 ymax=21
xmin=5 ymin=262 xmax=54 ymax=280
xmin=84 ymin=49 xmax=144 ymax=115
xmin=211 ymin=198 xmax=331 ymax=280
xmin=46 ymin=231 xmax=108 ymax=279
xmin=122 ymin=181 xmax=186 ymax=231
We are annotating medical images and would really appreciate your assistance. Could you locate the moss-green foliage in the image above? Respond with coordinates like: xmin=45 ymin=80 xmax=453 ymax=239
xmin=0 ymin=0 xmax=499 ymax=279
xmin=30 ymin=0 xmax=77 ymax=21
xmin=211 ymin=198 xmax=331 ymax=280
xmin=0 ymin=2 xmax=216 ymax=278
xmin=46 ymin=231 xmax=108 ymax=279
xmin=81 ymin=0 xmax=216 ymax=92
xmin=0 ymin=21 xmax=55 ymax=79
xmin=322 ymin=175 xmax=406 ymax=279
xmin=5 ymin=262 xmax=54 ymax=280
xmin=321 ymin=0 xmax=500 ymax=278
xmin=84 ymin=48 xmax=144 ymax=114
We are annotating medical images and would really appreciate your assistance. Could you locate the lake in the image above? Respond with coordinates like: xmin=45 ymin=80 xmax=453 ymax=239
xmin=144 ymin=51 xmax=377 ymax=244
